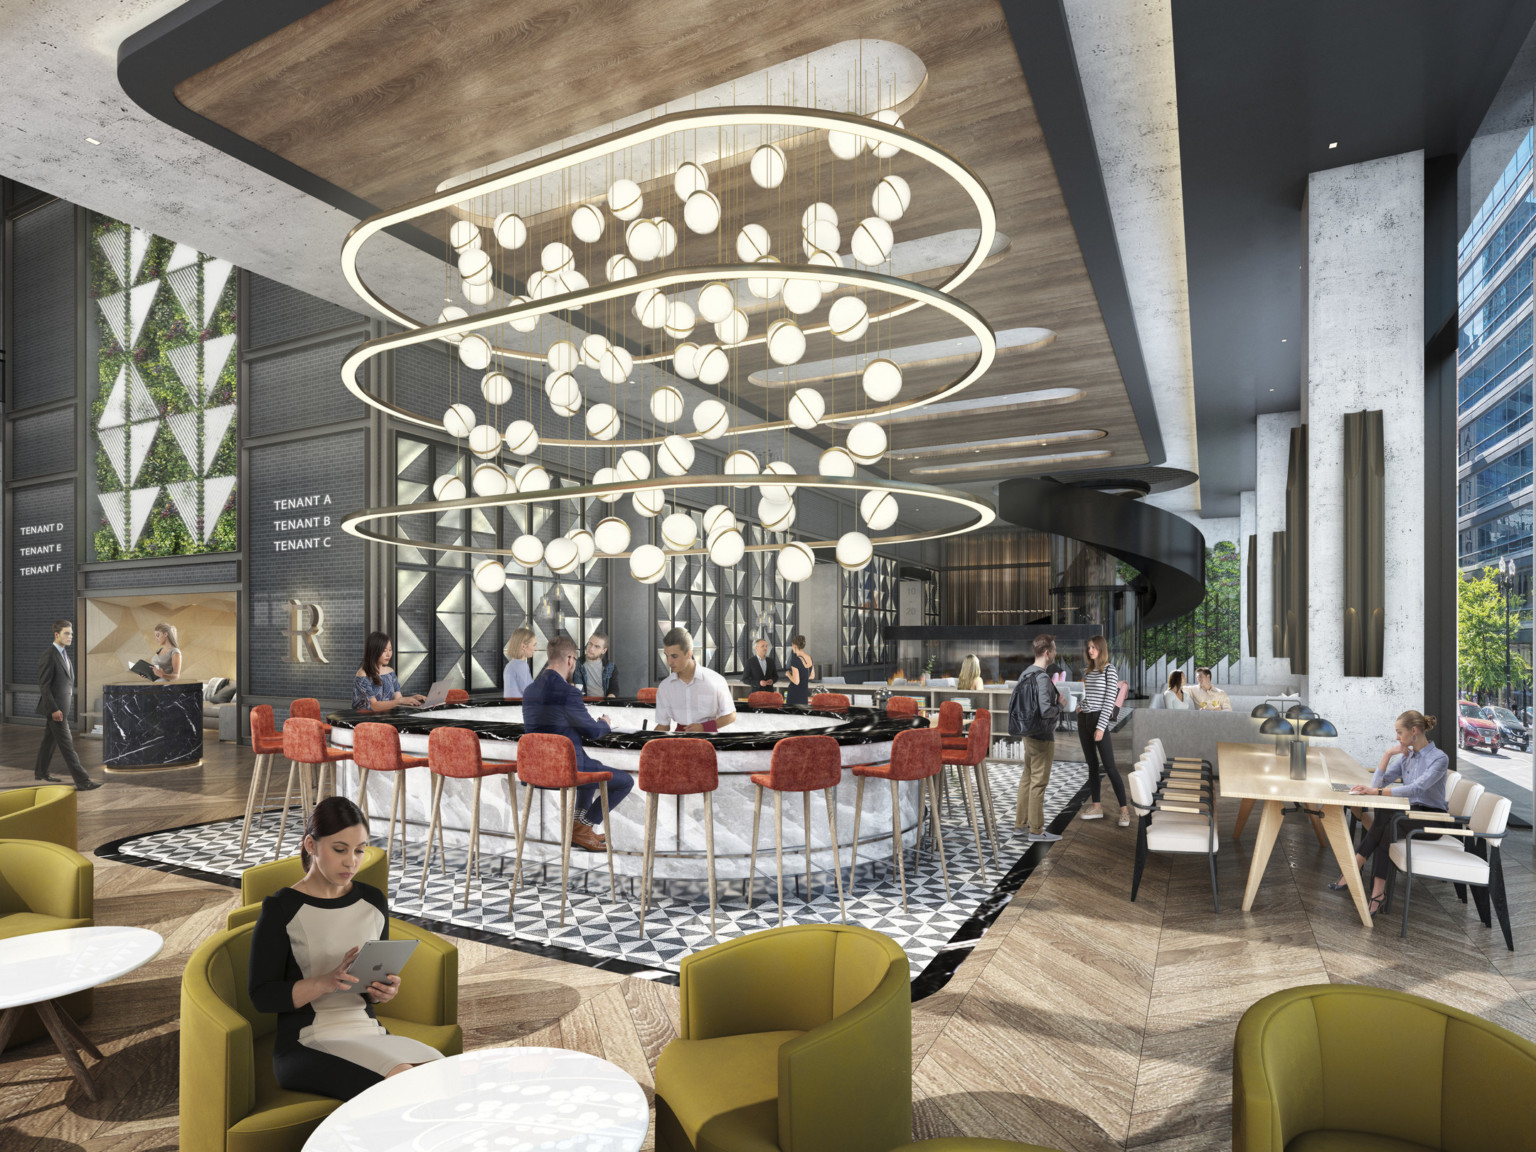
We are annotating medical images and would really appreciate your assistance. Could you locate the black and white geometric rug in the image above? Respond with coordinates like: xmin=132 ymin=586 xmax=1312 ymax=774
xmin=105 ymin=760 xmax=1090 ymax=986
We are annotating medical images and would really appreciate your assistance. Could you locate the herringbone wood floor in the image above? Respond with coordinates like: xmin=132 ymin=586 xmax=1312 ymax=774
xmin=1 ymin=725 xmax=1532 ymax=1151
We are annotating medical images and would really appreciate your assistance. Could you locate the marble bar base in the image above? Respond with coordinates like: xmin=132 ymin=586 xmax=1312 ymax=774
xmin=333 ymin=759 xmax=923 ymax=881
xmin=101 ymin=682 xmax=203 ymax=771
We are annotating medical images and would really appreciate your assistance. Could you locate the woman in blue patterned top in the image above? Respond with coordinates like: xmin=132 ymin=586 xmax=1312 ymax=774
xmin=353 ymin=631 xmax=426 ymax=713
xmin=1328 ymin=709 xmax=1448 ymax=915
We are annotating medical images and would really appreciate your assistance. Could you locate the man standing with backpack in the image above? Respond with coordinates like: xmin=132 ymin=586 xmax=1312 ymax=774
xmin=1010 ymin=633 xmax=1065 ymax=842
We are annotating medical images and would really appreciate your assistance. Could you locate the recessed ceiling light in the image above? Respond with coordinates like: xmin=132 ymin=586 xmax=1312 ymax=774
xmin=1281 ymin=338 xmax=1287 ymax=343
xmin=85 ymin=137 xmax=101 ymax=146
xmin=1269 ymin=388 xmax=1275 ymax=391
xmin=1328 ymin=142 xmax=1338 ymax=149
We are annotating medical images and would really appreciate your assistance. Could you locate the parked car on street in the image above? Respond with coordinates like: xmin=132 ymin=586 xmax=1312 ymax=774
xmin=1482 ymin=705 xmax=1530 ymax=752
xmin=1458 ymin=700 xmax=1502 ymax=753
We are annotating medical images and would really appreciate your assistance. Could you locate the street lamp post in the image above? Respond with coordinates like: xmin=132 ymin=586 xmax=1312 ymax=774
xmin=1498 ymin=557 xmax=1515 ymax=709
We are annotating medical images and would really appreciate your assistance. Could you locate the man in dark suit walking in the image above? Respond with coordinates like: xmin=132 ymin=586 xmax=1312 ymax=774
xmin=36 ymin=619 xmax=99 ymax=790
xmin=740 ymin=637 xmax=779 ymax=692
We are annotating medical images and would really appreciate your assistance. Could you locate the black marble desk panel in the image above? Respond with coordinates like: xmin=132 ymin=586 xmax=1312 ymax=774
xmin=102 ymin=682 xmax=203 ymax=769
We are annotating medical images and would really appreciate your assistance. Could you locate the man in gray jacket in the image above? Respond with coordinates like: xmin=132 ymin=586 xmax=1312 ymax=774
xmin=1009 ymin=633 xmax=1063 ymax=841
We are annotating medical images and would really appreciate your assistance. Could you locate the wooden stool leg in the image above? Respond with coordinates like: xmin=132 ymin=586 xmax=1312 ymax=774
xmin=748 ymin=785 xmax=764 ymax=910
xmin=927 ymin=776 xmax=953 ymax=900
xmin=356 ymin=768 xmax=372 ymax=832
xmin=462 ymin=777 xmax=482 ymax=908
xmin=913 ymin=776 xmax=926 ymax=871
xmin=0 ymin=1006 xmax=22 ymax=1057
xmin=703 ymin=792 xmax=718 ymax=936
xmin=600 ymin=781 xmax=616 ymax=901
xmin=640 ymin=792 xmax=659 ymax=930
xmin=239 ymin=753 xmax=267 ymax=860
xmin=848 ymin=775 xmax=866 ymax=895
xmin=802 ymin=789 xmax=814 ymax=902
xmin=557 ymin=788 xmax=574 ymax=927
xmin=890 ymin=778 xmax=908 ymax=912
xmin=274 ymin=762 xmax=299 ymax=859
xmin=419 ymin=774 xmax=443 ymax=899
xmin=509 ymin=779 xmax=535 ymax=918
xmin=976 ymin=761 xmax=1001 ymax=866
xmin=386 ymin=773 xmax=404 ymax=867
xmin=824 ymin=786 xmax=848 ymax=925
xmin=956 ymin=761 xmax=989 ymax=883
xmin=298 ymin=763 xmax=314 ymax=823
xmin=257 ymin=758 xmax=278 ymax=830
xmin=774 ymin=790 xmax=785 ymax=927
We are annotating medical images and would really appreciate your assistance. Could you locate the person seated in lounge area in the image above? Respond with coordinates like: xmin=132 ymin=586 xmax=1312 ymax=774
xmin=521 ymin=635 xmax=634 ymax=851
xmin=1161 ymin=670 xmax=1192 ymax=709
xmin=1328 ymin=709 xmax=1449 ymax=916
xmin=1189 ymin=666 xmax=1232 ymax=710
xmin=656 ymin=626 xmax=737 ymax=732
xmin=248 ymin=796 xmax=441 ymax=1101
xmin=353 ymin=631 xmax=426 ymax=712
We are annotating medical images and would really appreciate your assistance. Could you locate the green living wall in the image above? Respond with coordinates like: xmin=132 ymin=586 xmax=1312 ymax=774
xmin=1140 ymin=539 xmax=1240 ymax=669
xmin=89 ymin=214 xmax=237 ymax=560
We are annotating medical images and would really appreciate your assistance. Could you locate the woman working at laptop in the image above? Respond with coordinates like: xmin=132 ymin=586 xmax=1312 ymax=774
xmin=352 ymin=631 xmax=426 ymax=713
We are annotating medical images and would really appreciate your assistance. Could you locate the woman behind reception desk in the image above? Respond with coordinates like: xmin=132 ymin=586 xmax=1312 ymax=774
xmin=151 ymin=623 xmax=182 ymax=682
xmin=353 ymin=632 xmax=426 ymax=713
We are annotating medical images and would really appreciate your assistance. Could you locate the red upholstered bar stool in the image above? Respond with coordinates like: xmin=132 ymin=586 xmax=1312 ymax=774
xmin=885 ymin=696 xmax=922 ymax=718
xmin=637 ymin=687 xmax=658 ymax=702
xmin=937 ymin=700 xmax=967 ymax=749
xmin=637 ymin=738 xmax=719 ymax=935
xmin=746 ymin=691 xmax=783 ymax=709
xmin=445 ymin=688 xmax=469 ymax=703
xmin=509 ymin=733 xmax=616 ymax=926
xmin=941 ymin=707 xmax=997 ymax=879
xmin=281 ymin=718 xmax=351 ymax=852
xmin=418 ymin=726 xmax=518 ymax=906
xmin=850 ymin=728 xmax=950 ymax=906
xmin=289 ymin=698 xmax=336 ymax=805
xmin=811 ymin=692 xmax=851 ymax=711
xmin=239 ymin=705 xmax=288 ymax=860
xmin=748 ymin=734 xmax=848 ymax=926
xmin=351 ymin=722 xmax=429 ymax=869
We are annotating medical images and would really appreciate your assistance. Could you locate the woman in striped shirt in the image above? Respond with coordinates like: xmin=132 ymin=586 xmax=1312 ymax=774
xmin=1078 ymin=634 xmax=1129 ymax=825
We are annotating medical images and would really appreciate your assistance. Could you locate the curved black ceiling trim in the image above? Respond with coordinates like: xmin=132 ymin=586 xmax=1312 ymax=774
xmin=997 ymin=0 xmax=1166 ymax=468
xmin=998 ymin=477 xmax=1205 ymax=626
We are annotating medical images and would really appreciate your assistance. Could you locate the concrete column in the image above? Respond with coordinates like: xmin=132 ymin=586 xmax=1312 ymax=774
xmin=1239 ymin=490 xmax=1257 ymax=682
xmin=1255 ymin=412 xmax=1301 ymax=686
xmin=1304 ymin=151 xmax=1425 ymax=768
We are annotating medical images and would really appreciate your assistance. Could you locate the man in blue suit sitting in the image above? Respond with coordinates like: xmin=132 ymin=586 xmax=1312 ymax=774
xmin=521 ymin=634 xmax=634 ymax=851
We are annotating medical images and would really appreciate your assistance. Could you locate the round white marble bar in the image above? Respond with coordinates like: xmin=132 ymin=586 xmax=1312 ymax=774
xmin=327 ymin=704 xmax=916 ymax=879
xmin=302 ymin=1046 xmax=649 ymax=1152
xmin=0 ymin=926 xmax=164 ymax=1009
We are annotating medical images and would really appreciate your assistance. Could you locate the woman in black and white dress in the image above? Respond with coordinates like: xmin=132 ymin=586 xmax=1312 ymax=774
xmin=248 ymin=796 xmax=441 ymax=1101
xmin=1077 ymin=634 xmax=1129 ymax=826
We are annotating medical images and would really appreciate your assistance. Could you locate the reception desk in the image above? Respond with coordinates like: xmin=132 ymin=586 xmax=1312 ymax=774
xmin=101 ymin=682 xmax=203 ymax=771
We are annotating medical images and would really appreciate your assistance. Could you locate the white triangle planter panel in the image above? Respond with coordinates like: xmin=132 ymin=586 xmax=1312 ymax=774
xmin=128 ymin=486 xmax=161 ymax=548
xmin=167 ymin=479 xmax=202 ymax=542
xmin=202 ymin=405 xmax=235 ymax=473
xmin=200 ymin=476 xmax=237 ymax=542
xmin=128 ymin=421 xmax=160 ymax=487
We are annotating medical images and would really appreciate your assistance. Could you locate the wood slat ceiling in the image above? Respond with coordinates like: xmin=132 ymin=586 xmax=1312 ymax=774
xmin=177 ymin=0 xmax=1149 ymax=483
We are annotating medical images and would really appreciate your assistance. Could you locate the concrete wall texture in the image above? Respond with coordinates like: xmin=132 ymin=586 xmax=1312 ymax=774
xmin=1304 ymin=150 xmax=1426 ymax=768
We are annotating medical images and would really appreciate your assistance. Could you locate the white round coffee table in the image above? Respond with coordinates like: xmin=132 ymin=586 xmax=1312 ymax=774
xmin=303 ymin=1046 xmax=649 ymax=1151
xmin=0 ymin=926 xmax=163 ymax=1100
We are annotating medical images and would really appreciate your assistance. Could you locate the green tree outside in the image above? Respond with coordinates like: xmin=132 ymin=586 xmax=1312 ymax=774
xmin=1457 ymin=566 xmax=1531 ymax=703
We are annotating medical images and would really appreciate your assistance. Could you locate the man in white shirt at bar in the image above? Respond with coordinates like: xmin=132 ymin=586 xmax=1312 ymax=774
xmin=654 ymin=626 xmax=738 ymax=733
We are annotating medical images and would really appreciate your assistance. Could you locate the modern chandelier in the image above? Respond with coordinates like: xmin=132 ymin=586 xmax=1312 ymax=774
xmin=339 ymin=87 xmax=1005 ymax=588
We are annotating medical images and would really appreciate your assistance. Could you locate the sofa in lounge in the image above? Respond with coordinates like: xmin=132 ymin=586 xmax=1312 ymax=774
xmin=0 ymin=785 xmax=76 ymax=848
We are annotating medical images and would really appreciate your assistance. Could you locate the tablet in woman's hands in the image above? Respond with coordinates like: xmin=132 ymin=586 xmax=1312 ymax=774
xmin=345 ymin=939 xmax=417 ymax=982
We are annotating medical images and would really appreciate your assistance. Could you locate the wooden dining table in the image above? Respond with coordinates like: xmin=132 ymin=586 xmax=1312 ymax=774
xmin=1217 ymin=740 xmax=1419 ymax=927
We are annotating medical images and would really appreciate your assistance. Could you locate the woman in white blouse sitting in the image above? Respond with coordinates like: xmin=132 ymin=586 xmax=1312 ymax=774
xmin=1161 ymin=670 xmax=1192 ymax=710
